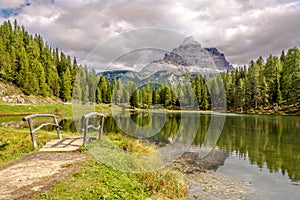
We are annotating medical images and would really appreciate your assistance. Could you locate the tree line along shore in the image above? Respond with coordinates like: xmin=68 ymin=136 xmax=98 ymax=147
xmin=0 ymin=20 xmax=299 ymax=115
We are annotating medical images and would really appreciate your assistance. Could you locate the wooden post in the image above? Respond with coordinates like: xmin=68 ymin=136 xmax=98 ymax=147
xmin=82 ymin=112 xmax=106 ymax=145
xmin=28 ymin=119 xmax=37 ymax=149
xmin=23 ymin=114 xmax=62 ymax=148
xmin=54 ymin=116 xmax=62 ymax=140
xmin=83 ymin=118 xmax=89 ymax=145
xmin=99 ymin=115 xmax=105 ymax=140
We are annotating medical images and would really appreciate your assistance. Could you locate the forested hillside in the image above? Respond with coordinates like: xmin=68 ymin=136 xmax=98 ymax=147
xmin=222 ymin=49 xmax=300 ymax=112
xmin=0 ymin=20 xmax=299 ymax=113
xmin=0 ymin=20 xmax=97 ymax=103
xmin=95 ymin=48 xmax=300 ymax=113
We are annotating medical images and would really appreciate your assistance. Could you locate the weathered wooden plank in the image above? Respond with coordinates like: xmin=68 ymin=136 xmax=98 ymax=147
xmin=39 ymin=137 xmax=83 ymax=152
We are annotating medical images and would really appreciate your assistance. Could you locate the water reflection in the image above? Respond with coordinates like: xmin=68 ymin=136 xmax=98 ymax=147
xmin=1 ymin=113 xmax=300 ymax=183
xmin=218 ymin=115 xmax=300 ymax=183
xmin=104 ymin=113 xmax=300 ymax=183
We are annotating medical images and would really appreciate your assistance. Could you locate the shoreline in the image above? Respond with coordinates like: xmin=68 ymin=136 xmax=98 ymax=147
xmin=1 ymin=103 xmax=300 ymax=117
xmin=168 ymin=150 xmax=255 ymax=199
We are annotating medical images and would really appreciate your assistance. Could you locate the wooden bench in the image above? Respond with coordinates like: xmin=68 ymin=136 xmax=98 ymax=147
xmin=23 ymin=112 xmax=106 ymax=148
xmin=23 ymin=114 xmax=61 ymax=148
xmin=82 ymin=112 xmax=106 ymax=145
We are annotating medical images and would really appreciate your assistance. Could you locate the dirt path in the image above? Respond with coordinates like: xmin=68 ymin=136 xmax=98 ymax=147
xmin=0 ymin=149 xmax=254 ymax=200
xmin=0 ymin=152 xmax=88 ymax=200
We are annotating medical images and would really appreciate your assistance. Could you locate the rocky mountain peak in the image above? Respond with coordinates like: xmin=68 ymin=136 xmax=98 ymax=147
xmin=101 ymin=37 xmax=235 ymax=83
xmin=162 ymin=37 xmax=234 ymax=71
xmin=163 ymin=37 xmax=213 ymax=68
xmin=180 ymin=36 xmax=202 ymax=47
xmin=205 ymin=48 xmax=234 ymax=71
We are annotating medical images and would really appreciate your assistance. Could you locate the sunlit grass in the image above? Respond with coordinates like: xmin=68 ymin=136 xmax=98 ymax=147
xmin=36 ymin=133 xmax=187 ymax=200
xmin=0 ymin=126 xmax=62 ymax=166
xmin=0 ymin=104 xmax=111 ymax=117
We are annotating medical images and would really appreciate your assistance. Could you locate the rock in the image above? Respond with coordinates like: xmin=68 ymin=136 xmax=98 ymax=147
xmin=99 ymin=37 xmax=235 ymax=83
xmin=2 ymin=95 xmax=25 ymax=104
xmin=164 ymin=37 xmax=214 ymax=68
xmin=205 ymin=48 xmax=235 ymax=72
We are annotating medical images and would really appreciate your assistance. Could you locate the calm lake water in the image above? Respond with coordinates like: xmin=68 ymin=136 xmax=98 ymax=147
xmin=104 ymin=112 xmax=300 ymax=199
xmin=2 ymin=112 xmax=300 ymax=199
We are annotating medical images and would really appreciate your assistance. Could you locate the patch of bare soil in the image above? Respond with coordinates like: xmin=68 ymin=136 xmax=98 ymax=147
xmin=0 ymin=81 xmax=61 ymax=104
xmin=0 ymin=152 xmax=89 ymax=200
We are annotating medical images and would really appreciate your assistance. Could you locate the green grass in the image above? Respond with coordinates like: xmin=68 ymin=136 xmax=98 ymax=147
xmin=0 ymin=105 xmax=186 ymax=199
xmin=36 ymin=133 xmax=186 ymax=200
xmin=0 ymin=126 xmax=65 ymax=166
xmin=0 ymin=104 xmax=73 ymax=116
xmin=0 ymin=104 xmax=111 ymax=117
xmin=37 ymin=160 xmax=186 ymax=200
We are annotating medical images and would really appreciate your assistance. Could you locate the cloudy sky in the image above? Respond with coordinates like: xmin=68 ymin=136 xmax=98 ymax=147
xmin=1 ymin=0 xmax=300 ymax=68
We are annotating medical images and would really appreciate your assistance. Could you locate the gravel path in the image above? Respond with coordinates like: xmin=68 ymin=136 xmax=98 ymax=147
xmin=0 ymin=152 xmax=88 ymax=200
xmin=0 ymin=149 xmax=255 ymax=200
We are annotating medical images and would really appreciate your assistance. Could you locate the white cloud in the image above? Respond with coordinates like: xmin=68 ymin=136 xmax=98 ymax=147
xmin=0 ymin=0 xmax=299 ymax=67
xmin=0 ymin=0 xmax=25 ymax=8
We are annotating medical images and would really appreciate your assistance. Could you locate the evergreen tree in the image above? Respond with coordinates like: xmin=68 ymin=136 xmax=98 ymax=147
xmin=201 ymin=80 xmax=209 ymax=110
xmin=130 ymin=89 xmax=139 ymax=108
xmin=246 ymin=60 xmax=261 ymax=108
xmin=282 ymin=48 xmax=300 ymax=103
xmin=209 ymin=75 xmax=220 ymax=110
xmin=113 ymin=78 xmax=124 ymax=104
xmin=236 ymin=78 xmax=246 ymax=112
xmin=145 ymin=84 xmax=152 ymax=108
xmin=73 ymin=76 xmax=82 ymax=103
xmin=60 ymin=67 xmax=72 ymax=102
xmin=164 ymin=86 xmax=172 ymax=106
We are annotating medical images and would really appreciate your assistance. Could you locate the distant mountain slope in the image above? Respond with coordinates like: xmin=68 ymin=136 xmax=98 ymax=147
xmin=204 ymin=47 xmax=234 ymax=72
xmin=99 ymin=37 xmax=234 ymax=83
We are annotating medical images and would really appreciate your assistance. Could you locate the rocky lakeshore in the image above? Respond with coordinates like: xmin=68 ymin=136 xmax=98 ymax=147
xmin=169 ymin=149 xmax=255 ymax=199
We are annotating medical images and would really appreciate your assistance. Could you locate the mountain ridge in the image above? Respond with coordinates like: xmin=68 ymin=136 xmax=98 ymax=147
xmin=100 ymin=37 xmax=234 ymax=82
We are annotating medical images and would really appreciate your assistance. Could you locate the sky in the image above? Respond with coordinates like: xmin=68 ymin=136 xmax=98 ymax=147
xmin=1 ymin=0 xmax=300 ymax=69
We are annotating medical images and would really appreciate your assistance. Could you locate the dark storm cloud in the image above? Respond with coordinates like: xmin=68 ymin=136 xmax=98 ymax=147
xmin=0 ymin=0 xmax=299 ymax=67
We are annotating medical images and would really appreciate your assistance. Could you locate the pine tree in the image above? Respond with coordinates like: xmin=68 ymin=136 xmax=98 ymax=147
xmin=72 ymin=76 xmax=82 ymax=103
xmin=261 ymin=77 xmax=269 ymax=107
xmin=264 ymin=55 xmax=282 ymax=104
xmin=164 ymin=86 xmax=172 ymax=106
xmin=82 ymin=85 xmax=89 ymax=104
xmin=192 ymin=76 xmax=201 ymax=107
xmin=60 ymin=67 xmax=72 ymax=102
xmin=97 ymin=76 xmax=111 ymax=104
xmin=246 ymin=60 xmax=261 ymax=108
xmin=15 ymin=46 xmax=30 ymax=94
xmin=209 ymin=75 xmax=220 ymax=110
xmin=236 ymin=78 xmax=246 ymax=112
xmin=145 ymin=84 xmax=152 ymax=108
xmin=95 ymin=87 xmax=102 ymax=104
xmin=113 ymin=78 xmax=124 ymax=104
xmin=201 ymin=79 xmax=209 ymax=110
xmin=282 ymin=48 xmax=300 ymax=103
xmin=130 ymin=89 xmax=139 ymax=108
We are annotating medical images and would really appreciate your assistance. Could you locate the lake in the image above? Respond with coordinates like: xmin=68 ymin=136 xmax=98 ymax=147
xmin=2 ymin=112 xmax=300 ymax=199
xmin=104 ymin=112 xmax=300 ymax=199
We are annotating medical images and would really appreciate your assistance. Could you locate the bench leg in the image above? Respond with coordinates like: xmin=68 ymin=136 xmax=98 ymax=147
xmin=54 ymin=117 xmax=62 ymax=140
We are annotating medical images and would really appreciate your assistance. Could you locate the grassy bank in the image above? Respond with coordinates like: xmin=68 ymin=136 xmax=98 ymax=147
xmin=0 ymin=104 xmax=111 ymax=117
xmin=0 ymin=123 xmax=187 ymax=199
xmin=228 ymin=103 xmax=300 ymax=116
xmin=36 ymin=159 xmax=186 ymax=200
xmin=36 ymin=133 xmax=186 ymax=199
xmin=0 ymin=104 xmax=73 ymax=116
xmin=0 ymin=126 xmax=66 ymax=166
